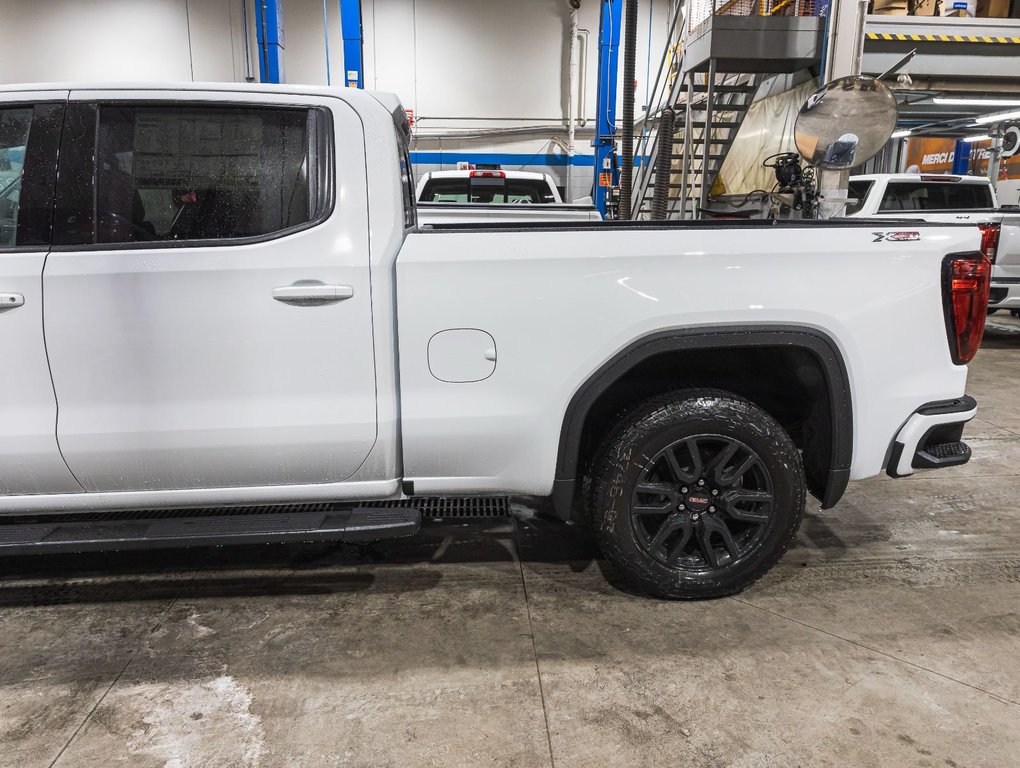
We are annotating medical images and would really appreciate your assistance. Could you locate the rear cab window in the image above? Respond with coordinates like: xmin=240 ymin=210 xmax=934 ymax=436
xmin=419 ymin=176 xmax=556 ymax=204
xmin=879 ymin=180 xmax=994 ymax=212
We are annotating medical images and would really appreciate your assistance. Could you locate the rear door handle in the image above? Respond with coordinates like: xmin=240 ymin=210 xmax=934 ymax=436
xmin=0 ymin=293 xmax=24 ymax=310
xmin=272 ymin=282 xmax=354 ymax=306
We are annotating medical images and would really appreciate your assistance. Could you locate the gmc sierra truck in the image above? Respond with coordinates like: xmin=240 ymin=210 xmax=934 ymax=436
xmin=0 ymin=83 xmax=990 ymax=599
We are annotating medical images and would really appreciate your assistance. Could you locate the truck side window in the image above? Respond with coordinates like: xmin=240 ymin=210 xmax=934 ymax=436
xmin=396 ymin=127 xmax=416 ymax=228
xmin=0 ymin=108 xmax=34 ymax=247
xmin=845 ymin=180 xmax=872 ymax=216
xmin=94 ymin=104 xmax=328 ymax=244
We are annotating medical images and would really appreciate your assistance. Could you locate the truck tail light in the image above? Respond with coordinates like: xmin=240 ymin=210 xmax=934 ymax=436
xmin=978 ymin=222 xmax=1000 ymax=263
xmin=942 ymin=253 xmax=991 ymax=365
xmin=470 ymin=170 xmax=506 ymax=178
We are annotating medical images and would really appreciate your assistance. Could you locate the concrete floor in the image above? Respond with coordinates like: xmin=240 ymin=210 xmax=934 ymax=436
xmin=2 ymin=321 xmax=1020 ymax=768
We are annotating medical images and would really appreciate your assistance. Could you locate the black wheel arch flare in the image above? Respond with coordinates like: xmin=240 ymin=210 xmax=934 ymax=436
xmin=551 ymin=325 xmax=854 ymax=520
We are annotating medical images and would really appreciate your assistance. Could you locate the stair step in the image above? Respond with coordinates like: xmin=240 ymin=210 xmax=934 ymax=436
xmin=649 ymin=181 xmax=705 ymax=189
xmin=689 ymin=103 xmax=750 ymax=112
xmin=690 ymin=83 xmax=757 ymax=94
xmin=0 ymin=504 xmax=423 ymax=555
xmin=670 ymin=143 xmax=728 ymax=151
xmin=672 ymin=121 xmax=738 ymax=129
xmin=693 ymin=83 xmax=758 ymax=93
xmin=650 ymin=172 xmax=706 ymax=183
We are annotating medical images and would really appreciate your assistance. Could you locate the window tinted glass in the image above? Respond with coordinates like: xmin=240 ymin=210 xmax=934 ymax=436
xmin=95 ymin=105 xmax=322 ymax=244
xmin=419 ymin=177 xmax=555 ymax=204
xmin=845 ymin=180 xmax=872 ymax=215
xmin=945 ymin=183 xmax=993 ymax=209
xmin=0 ymin=108 xmax=33 ymax=247
xmin=396 ymin=127 xmax=416 ymax=228
xmin=421 ymin=179 xmax=468 ymax=202
xmin=880 ymin=181 xmax=993 ymax=212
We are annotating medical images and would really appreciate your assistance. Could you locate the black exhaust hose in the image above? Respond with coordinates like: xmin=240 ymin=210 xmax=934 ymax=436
xmin=618 ymin=0 xmax=638 ymax=220
xmin=651 ymin=107 xmax=675 ymax=220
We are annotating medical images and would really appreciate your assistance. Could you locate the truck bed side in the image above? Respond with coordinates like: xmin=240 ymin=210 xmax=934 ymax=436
xmin=395 ymin=220 xmax=978 ymax=503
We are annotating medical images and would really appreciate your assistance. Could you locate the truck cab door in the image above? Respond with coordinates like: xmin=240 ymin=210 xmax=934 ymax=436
xmin=0 ymin=93 xmax=82 ymax=496
xmin=43 ymin=91 xmax=377 ymax=492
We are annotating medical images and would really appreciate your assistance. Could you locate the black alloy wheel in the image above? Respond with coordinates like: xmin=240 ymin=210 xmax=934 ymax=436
xmin=631 ymin=435 xmax=773 ymax=571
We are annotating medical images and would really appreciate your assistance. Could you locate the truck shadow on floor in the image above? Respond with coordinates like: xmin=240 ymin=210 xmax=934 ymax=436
xmin=0 ymin=508 xmax=861 ymax=608
xmin=0 ymin=516 xmax=591 ymax=608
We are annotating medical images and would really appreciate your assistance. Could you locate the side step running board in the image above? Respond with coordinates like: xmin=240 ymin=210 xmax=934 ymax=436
xmin=0 ymin=506 xmax=421 ymax=555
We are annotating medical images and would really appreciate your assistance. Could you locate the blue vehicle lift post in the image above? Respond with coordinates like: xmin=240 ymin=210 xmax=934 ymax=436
xmin=339 ymin=0 xmax=364 ymax=88
xmin=592 ymin=0 xmax=622 ymax=217
xmin=255 ymin=0 xmax=285 ymax=84
xmin=951 ymin=139 xmax=970 ymax=175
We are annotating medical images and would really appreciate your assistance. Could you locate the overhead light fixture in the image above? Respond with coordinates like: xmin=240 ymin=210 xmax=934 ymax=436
xmin=976 ymin=109 xmax=1020 ymax=125
xmin=891 ymin=129 xmax=912 ymax=139
xmin=962 ymin=134 xmax=990 ymax=143
xmin=934 ymin=97 xmax=1020 ymax=107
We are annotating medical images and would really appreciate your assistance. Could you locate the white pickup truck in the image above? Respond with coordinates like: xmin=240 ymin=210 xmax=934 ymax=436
xmin=846 ymin=173 xmax=1000 ymax=221
xmin=415 ymin=169 xmax=602 ymax=224
xmin=0 ymin=83 xmax=990 ymax=598
xmin=988 ymin=214 xmax=1020 ymax=314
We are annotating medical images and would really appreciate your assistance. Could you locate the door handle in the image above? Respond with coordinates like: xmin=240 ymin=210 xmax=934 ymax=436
xmin=0 ymin=293 xmax=24 ymax=310
xmin=272 ymin=282 xmax=354 ymax=306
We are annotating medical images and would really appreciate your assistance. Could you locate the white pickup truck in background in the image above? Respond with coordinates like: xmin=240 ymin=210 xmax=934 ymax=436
xmin=415 ymin=168 xmax=602 ymax=224
xmin=846 ymin=173 xmax=1000 ymax=221
xmin=988 ymin=213 xmax=1020 ymax=315
xmin=848 ymin=173 xmax=1017 ymax=311
xmin=0 ymin=83 xmax=991 ymax=599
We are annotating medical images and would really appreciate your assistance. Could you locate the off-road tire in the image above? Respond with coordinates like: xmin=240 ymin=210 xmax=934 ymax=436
xmin=590 ymin=389 xmax=806 ymax=599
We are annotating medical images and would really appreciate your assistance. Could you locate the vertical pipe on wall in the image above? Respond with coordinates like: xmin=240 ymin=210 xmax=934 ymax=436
xmin=822 ymin=0 xmax=867 ymax=83
xmin=254 ymin=0 xmax=285 ymax=83
xmin=241 ymin=0 xmax=255 ymax=82
xmin=592 ymin=0 xmax=622 ymax=217
xmin=644 ymin=0 xmax=654 ymax=110
xmin=618 ymin=0 xmax=638 ymax=219
xmin=339 ymin=0 xmax=364 ymax=88
xmin=323 ymin=0 xmax=332 ymax=84
xmin=567 ymin=4 xmax=579 ymax=202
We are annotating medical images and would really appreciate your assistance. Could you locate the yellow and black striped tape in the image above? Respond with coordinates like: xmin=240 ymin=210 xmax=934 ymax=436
xmin=867 ymin=32 xmax=1020 ymax=44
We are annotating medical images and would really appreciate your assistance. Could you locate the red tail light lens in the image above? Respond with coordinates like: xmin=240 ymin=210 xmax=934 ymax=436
xmin=943 ymin=254 xmax=991 ymax=364
xmin=978 ymin=223 xmax=1000 ymax=263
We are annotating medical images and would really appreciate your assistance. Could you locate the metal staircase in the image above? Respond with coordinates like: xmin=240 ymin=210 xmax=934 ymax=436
xmin=630 ymin=0 xmax=824 ymax=220
xmin=637 ymin=70 xmax=761 ymax=219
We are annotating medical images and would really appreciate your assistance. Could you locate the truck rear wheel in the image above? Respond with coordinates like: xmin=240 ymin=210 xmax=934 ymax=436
xmin=590 ymin=389 xmax=805 ymax=599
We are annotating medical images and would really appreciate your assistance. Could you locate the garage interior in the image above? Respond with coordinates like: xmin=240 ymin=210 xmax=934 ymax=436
xmin=1 ymin=0 xmax=1020 ymax=766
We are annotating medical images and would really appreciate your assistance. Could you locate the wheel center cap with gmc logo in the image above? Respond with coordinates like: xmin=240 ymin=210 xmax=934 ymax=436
xmin=685 ymin=493 xmax=711 ymax=512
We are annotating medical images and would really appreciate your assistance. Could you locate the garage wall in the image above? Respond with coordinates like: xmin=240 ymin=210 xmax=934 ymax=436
xmin=0 ymin=0 xmax=250 ymax=83
xmin=362 ymin=0 xmax=672 ymax=201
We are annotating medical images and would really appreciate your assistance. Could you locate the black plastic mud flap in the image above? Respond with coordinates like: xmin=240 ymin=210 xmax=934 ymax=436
xmin=0 ymin=505 xmax=421 ymax=555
